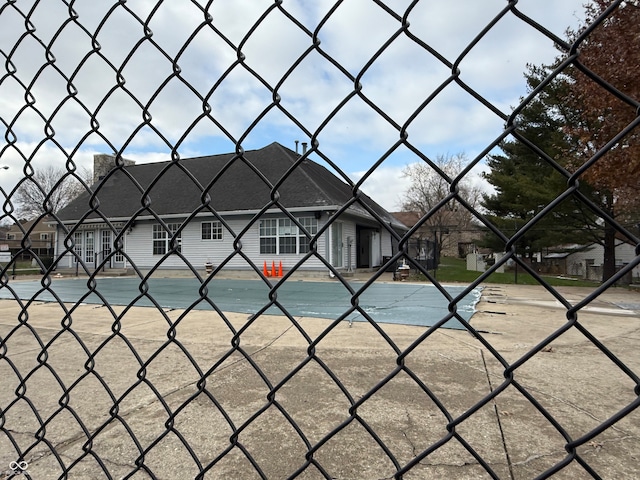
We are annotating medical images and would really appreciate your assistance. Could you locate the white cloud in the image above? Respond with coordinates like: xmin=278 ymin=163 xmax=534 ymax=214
xmin=1 ymin=0 xmax=588 ymax=208
xmin=353 ymin=154 xmax=495 ymax=213
xmin=354 ymin=164 xmax=410 ymax=213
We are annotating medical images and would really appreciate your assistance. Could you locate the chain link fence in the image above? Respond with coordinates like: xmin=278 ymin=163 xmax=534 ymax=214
xmin=1 ymin=1 xmax=639 ymax=479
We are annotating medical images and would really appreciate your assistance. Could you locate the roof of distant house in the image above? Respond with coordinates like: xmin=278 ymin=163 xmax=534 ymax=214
xmin=390 ymin=211 xmax=421 ymax=229
xmin=6 ymin=216 xmax=56 ymax=234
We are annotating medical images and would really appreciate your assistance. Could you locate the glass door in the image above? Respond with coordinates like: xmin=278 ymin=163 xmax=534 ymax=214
xmin=331 ymin=222 xmax=343 ymax=268
xmin=101 ymin=230 xmax=112 ymax=268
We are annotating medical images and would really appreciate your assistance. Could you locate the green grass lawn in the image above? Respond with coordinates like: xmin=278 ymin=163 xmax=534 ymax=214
xmin=0 ymin=256 xmax=607 ymax=287
xmin=0 ymin=259 xmax=43 ymax=275
xmin=413 ymin=256 xmax=598 ymax=287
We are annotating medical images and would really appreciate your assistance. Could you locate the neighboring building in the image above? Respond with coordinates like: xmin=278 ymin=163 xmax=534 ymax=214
xmin=391 ymin=211 xmax=483 ymax=259
xmin=542 ymin=240 xmax=639 ymax=283
xmin=54 ymin=143 xmax=407 ymax=275
xmin=4 ymin=216 xmax=56 ymax=259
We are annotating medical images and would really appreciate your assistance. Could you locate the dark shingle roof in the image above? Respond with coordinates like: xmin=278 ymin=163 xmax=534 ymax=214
xmin=390 ymin=211 xmax=421 ymax=228
xmin=57 ymin=142 xmax=405 ymax=229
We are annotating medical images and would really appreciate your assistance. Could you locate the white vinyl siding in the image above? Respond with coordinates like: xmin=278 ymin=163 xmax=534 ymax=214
xmin=341 ymin=221 xmax=356 ymax=269
xmin=57 ymin=213 xmax=357 ymax=272
xmin=381 ymin=227 xmax=393 ymax=258
xmin=567 ymin=242 xmax=640 ymax=280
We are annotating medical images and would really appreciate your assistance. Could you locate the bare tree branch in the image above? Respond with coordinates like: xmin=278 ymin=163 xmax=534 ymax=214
xmin=13 ymin=165 xmax=92 ymax=219
xmin=401 ymin=153 xmax=482 ymax=254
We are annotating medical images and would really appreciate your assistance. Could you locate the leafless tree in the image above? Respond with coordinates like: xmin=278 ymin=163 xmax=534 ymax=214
xmin=401 ymin=153 xmax=482 ymax=256
xmin=13 ymin=164 xmax=92 ymax=219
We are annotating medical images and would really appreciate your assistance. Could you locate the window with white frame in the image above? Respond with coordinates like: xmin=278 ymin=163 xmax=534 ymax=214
xmin=278 ymin=218 xmax=297 ymax=254
xmin=73 ymin=232 xmax=82 ymax=263
xmin=259 ymin=219 xmax=277 ymax=254
xmin=114 ymin=245 xmax=125 ymax=264
xmin=153 ymin=223 xmax=182 ymax=255
xmin=84 ymin=231 xmax=94 ymax=263
xmin=201 ymin=221 xmax=223 ymax=240
xmin=298 ymin=216 xmax=319 ymax=253
xmin=40 ymin=233 xmax=50 ymax=240
xmin=113 ymin=229 xmax=125 ymax=263
xmin=259 ymin=217 xmax=318 ymax=255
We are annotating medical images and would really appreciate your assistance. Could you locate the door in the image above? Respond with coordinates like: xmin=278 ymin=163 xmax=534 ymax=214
xmin=113 ymin=234 xmax=126 ymax=268
xmin=84 ymin=231 xmax=95 ymax=266
xmin=358 ymin=229 xmax=370 ymax=268
xmin=72 ymin=232 xmax=83 ymax=267
xmin=357 ymin=228 xmax=381 ymax=268
xmin=331 ymin=222 xmax=343 ymax=268
xmin=101 ymin=230 xmax=112 ymax=268
xmin=370 ymin=230 xmax=381 ymax=267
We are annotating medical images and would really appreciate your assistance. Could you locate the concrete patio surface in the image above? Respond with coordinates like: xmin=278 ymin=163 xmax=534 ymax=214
xmin=0 ymin=282 xmax=638 ymax=479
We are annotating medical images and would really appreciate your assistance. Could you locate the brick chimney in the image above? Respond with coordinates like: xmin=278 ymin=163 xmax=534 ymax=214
xmin=93 ymin=154 xmax=135 ymax=183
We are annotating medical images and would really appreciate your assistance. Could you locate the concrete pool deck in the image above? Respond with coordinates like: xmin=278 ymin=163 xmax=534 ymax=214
xmin=0 ymin=282 xmax=639 ymax=479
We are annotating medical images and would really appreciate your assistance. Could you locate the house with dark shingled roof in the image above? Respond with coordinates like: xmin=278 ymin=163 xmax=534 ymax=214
xmin=54 ymin=143 xmax=408 ymax=275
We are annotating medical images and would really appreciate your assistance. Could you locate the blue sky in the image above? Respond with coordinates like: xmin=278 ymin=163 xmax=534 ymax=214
xmin=0 ymin=0 xmax=589 ymax=212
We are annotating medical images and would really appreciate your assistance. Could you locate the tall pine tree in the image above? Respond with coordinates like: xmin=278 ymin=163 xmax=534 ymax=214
xmin=483 ymin=1 xmax=640 ymax=282
xmin=481 ymin=65 xmax=599 ymax=258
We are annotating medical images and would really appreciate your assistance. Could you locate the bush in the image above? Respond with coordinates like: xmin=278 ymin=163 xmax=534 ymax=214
xmin=39 ymin=255 xmax=56 ymax=273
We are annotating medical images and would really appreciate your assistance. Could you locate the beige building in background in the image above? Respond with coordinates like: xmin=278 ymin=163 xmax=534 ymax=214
xmin=3 ymin=216 xmax=56 ymax=259
xmin=391 ymin=211 xmax=483 ymax=259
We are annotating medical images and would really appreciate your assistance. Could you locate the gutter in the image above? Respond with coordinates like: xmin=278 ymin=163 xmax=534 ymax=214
xmin=52 ymin=205 xmax=408 ymax=230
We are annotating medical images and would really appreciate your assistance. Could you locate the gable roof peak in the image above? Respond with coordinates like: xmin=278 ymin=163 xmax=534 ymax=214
xmin=56 ymin=142 xmax=403 ymax=230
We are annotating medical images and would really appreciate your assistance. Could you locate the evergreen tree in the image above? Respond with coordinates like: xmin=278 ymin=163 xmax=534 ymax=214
xmin=481 ymin=65 xmax=599 ymax=258
xmin=482 ymin=0 xmax=640 ymax=283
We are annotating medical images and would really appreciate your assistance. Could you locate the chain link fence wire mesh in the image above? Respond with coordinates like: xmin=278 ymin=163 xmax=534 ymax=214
xmin=1 ymin=0 xmax=639 ymax=478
